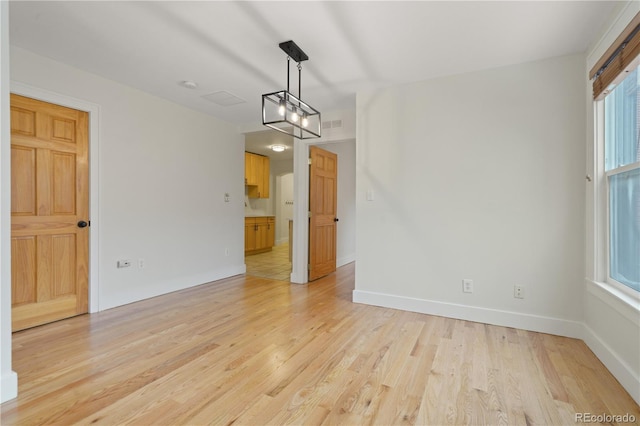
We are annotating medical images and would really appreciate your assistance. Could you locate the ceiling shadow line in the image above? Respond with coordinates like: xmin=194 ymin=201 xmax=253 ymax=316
xmin=137 ymin=2 xmax=281 ymax=89
xmin=323 ymin=2 xmax=382 ymax=83
xmin=235 ymin=1 xmax=352 ymax=101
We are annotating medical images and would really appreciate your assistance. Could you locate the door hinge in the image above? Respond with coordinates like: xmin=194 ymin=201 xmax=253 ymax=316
xmin=308 ymin=211 xmax=312 ymax=218
xmin=308 ymin=158 xmax=312 ymax=165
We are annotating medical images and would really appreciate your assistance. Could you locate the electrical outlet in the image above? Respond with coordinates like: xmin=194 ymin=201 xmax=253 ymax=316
xmin=462 ymin=279 xmax=473 ymax=293
xmin=514 ymin=285 xmax=525 ymax=299
xmin=138 ymin=258 xmax=145 ymax=269
xmin=117 ymin=259 xmax=131 ymax=268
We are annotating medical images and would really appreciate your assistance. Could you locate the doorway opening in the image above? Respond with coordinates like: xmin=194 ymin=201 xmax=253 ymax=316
xmin=244 ymin=130 xmax=293 ymax=281
xmin=244 ymin=172 xmax=293 ymax=281
xmin=243 ymin=127 xmax=356 ymax=284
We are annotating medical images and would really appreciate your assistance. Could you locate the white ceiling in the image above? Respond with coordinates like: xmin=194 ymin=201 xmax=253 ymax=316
xmin=10 ymin=1 xmax=620 ymax=130
xmin=244 ymin=129 xmax=294 ymax=160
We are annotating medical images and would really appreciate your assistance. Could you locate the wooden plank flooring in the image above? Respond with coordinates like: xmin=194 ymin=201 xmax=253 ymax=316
xmin=1 ymin=263 xmax=639 ymax=425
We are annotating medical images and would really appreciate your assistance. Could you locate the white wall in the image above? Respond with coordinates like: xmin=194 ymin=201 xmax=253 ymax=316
xmin=354 ymin=53 xmax=587 ymax=336
xmin=275 ymin=173 xmax=294 ymax=245
xmin=1 ymin=0 xmax=19 ymax=404
xmin=583 ymin=1 xmax=640 ymax=404
xmin=320 ymin=141 xmax=356 ymax=267
xmin=10 ymin=47 xmax=245 ymax=311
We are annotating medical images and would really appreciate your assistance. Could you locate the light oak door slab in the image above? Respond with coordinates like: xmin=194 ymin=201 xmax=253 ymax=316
xmin=10 ymin=94 xmax=89 ymax=331
xmin=308 ymin=146 xmax=337 ymax=281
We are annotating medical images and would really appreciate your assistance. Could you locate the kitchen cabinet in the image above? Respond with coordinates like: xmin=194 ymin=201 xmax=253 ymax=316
xmin=245 ymin=152 xmax=270 ymax=199
xmin=245 ymin=216 xmax=275 ymax=255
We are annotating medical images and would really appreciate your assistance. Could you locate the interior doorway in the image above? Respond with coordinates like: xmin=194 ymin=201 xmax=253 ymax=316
xmin=244 ymin=130 xmax=293 ymax=281
xmin=243 ymin=128 xmax=356 ymax=285
xmin=11 ymin=82 xmax=101 ymax=315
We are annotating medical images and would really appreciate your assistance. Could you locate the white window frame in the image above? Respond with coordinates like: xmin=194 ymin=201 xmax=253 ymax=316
xmin=594 ymin=79 xmax=640 ymax=303
xmin=605 ymin=162 xmax=640 ymax=299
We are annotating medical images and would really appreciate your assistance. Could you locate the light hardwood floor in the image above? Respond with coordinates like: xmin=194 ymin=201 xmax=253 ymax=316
xmin=1 ymin=263 xmax=639 ymax=425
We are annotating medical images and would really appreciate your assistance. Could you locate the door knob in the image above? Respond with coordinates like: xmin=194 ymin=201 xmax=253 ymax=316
xmin=77 ymin=220 xmax=88 ymax=228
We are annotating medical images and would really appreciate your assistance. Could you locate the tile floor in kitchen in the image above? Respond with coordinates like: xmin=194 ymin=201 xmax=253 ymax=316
xmin=244 ymin=242 xmax=291 ymax=281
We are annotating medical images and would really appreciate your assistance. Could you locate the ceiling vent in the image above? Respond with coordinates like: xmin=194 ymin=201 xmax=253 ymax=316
xmin=322 ymin=120 xmax=343 ymax=130
xmin=202 ymin=91 xmax=246 ymax=107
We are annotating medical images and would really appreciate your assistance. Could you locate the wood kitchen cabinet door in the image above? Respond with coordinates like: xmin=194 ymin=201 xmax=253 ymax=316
xmin=244 ymin=152 xmax=253 ymax=185
xmin=259 ymin=155 xmax=270 ymax=198
xmin=244 ymin=216 xmax=275 ymax=255
xmin=244 ymin=218 xmax=256 ymax=252
xmin=266 ymin=217 xmax=275 ymax=248
xmin=255 ymin=220 xmax=268 ymax=250
xmin=245 ymin=152 xmax=270 ymax=199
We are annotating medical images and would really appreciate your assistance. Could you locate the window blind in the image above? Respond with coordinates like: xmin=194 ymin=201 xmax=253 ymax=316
xmin=591 ymin=12 xmax=640 ymax=100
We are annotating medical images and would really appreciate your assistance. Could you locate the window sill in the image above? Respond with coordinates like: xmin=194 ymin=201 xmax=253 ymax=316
xmin=586 ymin=280 xmax=640 ymax=326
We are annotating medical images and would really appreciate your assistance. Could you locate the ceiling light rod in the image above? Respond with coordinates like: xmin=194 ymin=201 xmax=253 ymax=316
xmin=262 ymin=40 xmax=321 ymax=139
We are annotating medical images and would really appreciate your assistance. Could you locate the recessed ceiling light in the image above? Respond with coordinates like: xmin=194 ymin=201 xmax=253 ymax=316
xmin=271 ymin=145 xmax=286 ymax=152
xmin=180 ymin=80 xmax=198 ymax=89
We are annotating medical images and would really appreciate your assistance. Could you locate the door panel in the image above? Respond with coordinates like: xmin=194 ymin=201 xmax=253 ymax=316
xmin=10 ymin=94 xmax=89 ymax=331
xmin=309 ymin=146 xmax=338 ymax=281
xmin=11 ymin=146 xmax=37 ymax=215
xmin=11 ymin=236 xmax=37 ymax=304
xmin=52 ymin=152 xmax=77 ymax=214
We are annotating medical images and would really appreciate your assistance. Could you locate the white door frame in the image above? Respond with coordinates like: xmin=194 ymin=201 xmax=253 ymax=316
xmin=11 ymin=81 xmax=101 ymax=312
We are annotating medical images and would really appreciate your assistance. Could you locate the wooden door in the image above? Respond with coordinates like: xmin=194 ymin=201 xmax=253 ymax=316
xmin=308 ymin=146 xmax=337 ymax=281
xmin=11 ymin=94 xmax=89 ymax=331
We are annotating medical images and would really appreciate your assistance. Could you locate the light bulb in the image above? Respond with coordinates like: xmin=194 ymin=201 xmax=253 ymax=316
xmin=301 ymin=114 xmax=309 ymax=128
xmin=291 ymin=110 xmax=299 ymax=122
xmin=278 ymin=100 xmax=286 ymax=116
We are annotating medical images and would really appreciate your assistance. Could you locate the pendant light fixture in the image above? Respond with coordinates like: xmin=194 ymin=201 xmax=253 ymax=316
xmin=262 ymin=41 xmax=321 ymax=139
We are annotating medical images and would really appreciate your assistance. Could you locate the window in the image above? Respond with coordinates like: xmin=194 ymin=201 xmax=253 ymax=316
xmin=603 ymin=66 xmax=640 ymax=292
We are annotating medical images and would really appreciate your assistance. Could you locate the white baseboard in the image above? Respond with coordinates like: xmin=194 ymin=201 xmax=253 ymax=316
xmin=352 ymin=289 xmax=584 ymax=338
xmin=1 ymin=370 xmax=18 ymax=403
xmin=100 ymin=264 xmax=247 ymax=311
xmin=290 ymin=270 xmax=306 ymax=284
xmin=582 ymin=324 xmax=640 ymax=405
xmin=337 ymin=254 xmax=355 ymax=268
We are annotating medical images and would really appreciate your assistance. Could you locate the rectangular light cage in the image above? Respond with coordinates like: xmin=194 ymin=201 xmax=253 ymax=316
xmin=262 ymin=90 xmax=321 ymax=139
